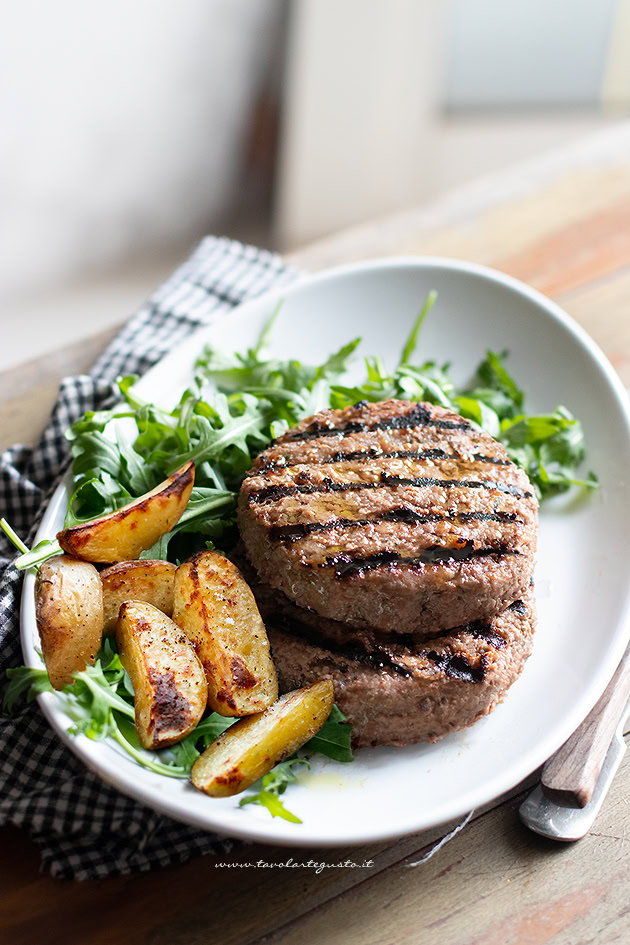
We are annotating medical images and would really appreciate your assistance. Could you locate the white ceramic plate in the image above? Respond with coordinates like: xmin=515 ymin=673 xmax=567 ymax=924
xmin=20 ymin=257 xmax=630 ymax=847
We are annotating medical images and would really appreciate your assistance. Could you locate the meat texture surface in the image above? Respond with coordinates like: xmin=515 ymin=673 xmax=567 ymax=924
xmin=257 ymin=579 xmax=536 ymax=748
xmin=239 ymin=400 xmax=538 ymax=636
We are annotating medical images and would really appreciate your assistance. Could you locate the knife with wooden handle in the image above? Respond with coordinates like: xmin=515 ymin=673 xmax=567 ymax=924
xmin=541 ymin=644 xmax=630 ymax=807
xmin=520 ymin=644 xmax=630 ymax=840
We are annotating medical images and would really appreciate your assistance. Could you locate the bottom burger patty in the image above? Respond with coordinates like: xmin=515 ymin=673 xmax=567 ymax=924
xmin=260 ymin=588 xmax=536 ymax=749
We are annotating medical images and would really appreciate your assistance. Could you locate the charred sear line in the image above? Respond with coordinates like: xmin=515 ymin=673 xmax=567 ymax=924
xmin=267 ymin=614 xmax=413 ymax=677
xmin=467 ymin=620 xmax=508 ymax=648
xmin=271 ymin=449 xmax=509 ymax=473
xmin=380 ymin=473 xmax=532 ymax=498
xmin=269 ymin=508 xmax=520 ymax=543
xmin=413 ymin=617 xmax=508 ymax=649
xmin=320 ymin=542 xmax=517 ymax=579
xmin=427 ymin=651 xmax=487 ymax=683
xmin=508 ymin=599 xmax=527 ymax=615
xmin=269 ymin=508 xmax=442 ymax=542
xmin=253 ymin=447 xmax=512 ymax=475
xmin=249 ymin=473 xmax=531 ymax=505
xmin=286 ymin=403 xmax=471 ymax=443
xmin=248 ymin=479 xmax=377 ymax=504
xmin=457 ymin=511 xmax=519 ymax=523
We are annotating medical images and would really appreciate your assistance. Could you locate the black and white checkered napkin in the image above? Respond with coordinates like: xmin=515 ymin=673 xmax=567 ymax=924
xmin=0 ymin=237 xmax=296 ymax=880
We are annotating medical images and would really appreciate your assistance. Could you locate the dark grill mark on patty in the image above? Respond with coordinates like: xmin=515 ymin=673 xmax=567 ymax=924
xmin=467 ymin=620 xmax=508 ymax=648
xmin=248 ymin=480 xmax=371 ymax=504
xmin=267 ymin=612 xmax=413 ymax=677
xmin=415 ymin=615 xmax=512 ymax=648
xmin=287 ymin=403 xmax=471 ymax=442
xmin=426 ymin=651 xmax=487 ymax=683
xmin=508 ymin=599 xmax=527 ymax=615
xmin=269 ymin=508 xmax=520 ymax=543
xmin=267 ymin=608 xmax=507 ymax=682
xmin=380 ymin=474 xmax=531 ymax=498
xmin=249 ymin=473 xmax=532 ymax=505
xmin=254 ymin=447 xmax=512 ymax=475
xmin=320 ymin=542 xmax=517 ymax=579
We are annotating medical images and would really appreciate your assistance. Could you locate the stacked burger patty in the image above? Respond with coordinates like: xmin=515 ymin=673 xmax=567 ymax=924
xmin=238 ymin=399 xmax=538 ymax=748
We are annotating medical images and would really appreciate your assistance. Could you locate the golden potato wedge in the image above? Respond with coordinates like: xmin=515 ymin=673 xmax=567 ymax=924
xmin=35 ymin=555 xmax=104 ymax=689
xmin=101 ymin=559 xmax=176 ymax=633
xmin=57 ymin=461 xmax=195 ymax=563
xmin=116 ymin=600 xmax=207 ymax=749
xmin=191 ymin=680 xmax=334 ymax=797
xmin=173 ymin=551 xmax=278 ymax=717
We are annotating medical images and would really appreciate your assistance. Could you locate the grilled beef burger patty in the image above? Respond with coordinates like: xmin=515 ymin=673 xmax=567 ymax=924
xmin=262 ymin=584 xmax=536 ymax=748
xmin=238 ymin=399 xmax=538 ymax=636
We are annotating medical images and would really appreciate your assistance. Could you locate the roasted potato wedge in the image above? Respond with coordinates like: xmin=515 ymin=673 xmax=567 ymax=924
xmin=191 ymin=680 xmax=334 ymax=797
xmin=101 ymin=559 xmax=176 ymax=633
xmin=173 ymin=551 xmax=278 ymax=717
xmin=57 ymin=461 xmax=195 ymax=563
xmin=35 ymin=555 xmax=104 ymax=689
xmin=116 ymin=600 xmax=207 ymax=749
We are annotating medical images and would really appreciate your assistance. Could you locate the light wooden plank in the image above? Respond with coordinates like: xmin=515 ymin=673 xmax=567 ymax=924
xmin=287 ymin=123 xmax=630 ymax=271
xmin=496 ymin=193 xmax=630 ymax=297
xmin=557 ymin=266 xmax=630 ymax=385
xmin=259 ymin=748 xmax=630 ymax=945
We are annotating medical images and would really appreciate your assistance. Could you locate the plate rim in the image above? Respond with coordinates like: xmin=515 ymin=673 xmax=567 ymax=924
xmin=19 ymin=254 xmax=630 ymax=846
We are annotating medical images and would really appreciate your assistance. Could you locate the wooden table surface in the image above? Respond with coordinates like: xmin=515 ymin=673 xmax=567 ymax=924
xmin=4 ymin=121 xmax=630 ymax=945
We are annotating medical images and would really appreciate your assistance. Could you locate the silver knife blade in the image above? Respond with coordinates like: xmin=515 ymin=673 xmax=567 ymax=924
xmin=519 ymin=695 xmax=630 ymax=841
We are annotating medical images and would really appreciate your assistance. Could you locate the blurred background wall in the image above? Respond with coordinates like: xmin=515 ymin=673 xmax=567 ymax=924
xmin=3 ymin=0 xmax=629 ymax=371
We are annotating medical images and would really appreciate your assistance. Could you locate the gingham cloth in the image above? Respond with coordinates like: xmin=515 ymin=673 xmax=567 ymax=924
xmin=0 ymin=237 xmax=296 ymax=880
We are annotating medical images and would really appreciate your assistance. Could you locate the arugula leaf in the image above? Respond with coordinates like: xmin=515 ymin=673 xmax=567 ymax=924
xmin=239 ymin=758 xmax=310 ymax=823
xmin=0 ymin=519 xmax=62 ymax=571
xmin=398 ymin=290 xmax=438 ymax=367
xmin=154 ymin=394 xmax=269 ymax=474
xmin=316 ymin=337 xmax=362 ymax=378
xmin=253 ymin=302 xmax=283 ymax=359
xmin=240 ymin=790 xmax=302 ymax=823
xmin=475 ymin=350 xmax=524 ymax=410
xmin=465 ymin=386 xmax=515 ymax=421
xmin=455 ymin=396 xmax=500 ymax=437
xmin=500 ymin=412 xmax=575 ymax=447
xmin=14 ymin=540 xmax=63 ymax=571
xmin=139 ymin=487 xmax=234 ymax=560
xmin=302 ymin=704 xmax=354 ymax=763
xmin=107 ymin=715 xmax=190 ymax=778
xmin=0 ymin=518 xmax=29 ymax=555
xmin=3 ymin=666 xmax=53 ymax=712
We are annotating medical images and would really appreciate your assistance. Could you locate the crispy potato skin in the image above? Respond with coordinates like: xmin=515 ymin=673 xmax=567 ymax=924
xmin=191 ymin=680 xmax=334 ymax=797
xmin=101 ymin=560 xmax=176 ymax=633
xmin=35 ymin=555 xmax=104 ymax=689
xmin=173 ymin=551 xmax=278 ymax=717
xmin=57 ymin=461 xmax=194 ymax=563
xmin=116 ymin=600 xmax=207 ymax=749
